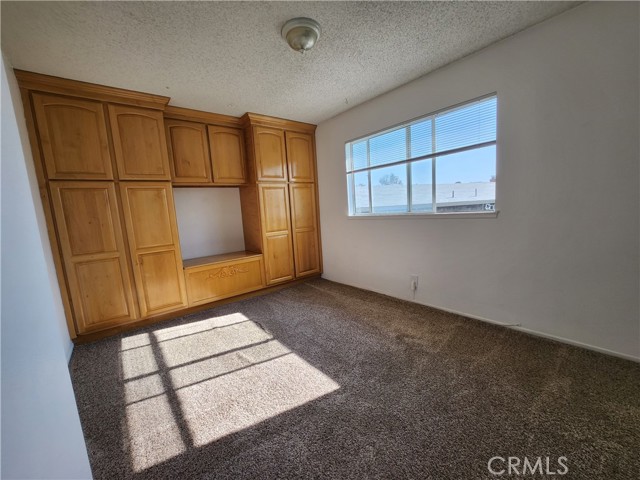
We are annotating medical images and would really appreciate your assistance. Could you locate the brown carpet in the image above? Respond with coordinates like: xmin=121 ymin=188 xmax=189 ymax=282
xmin=70 ymin=279 xmax=640 ymax=479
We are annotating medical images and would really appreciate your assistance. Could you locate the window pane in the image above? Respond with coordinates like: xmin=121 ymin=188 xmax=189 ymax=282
xmin=369 ymin=128 xmax=406 ymax=167
xmin=435 ymin=145 xmax=496 ymax=213
xmin=371 ymin=165 xmax=407 ymax=214
xmin=346 ymin=95 xmax=497 ymax=216
xmin=352 ymin=140 xmax=368 ymax=170
xmin=411 ymin=160 xmax=433 ymax=212
xmin=410 ymin=119 xmax=432 ymax=158
xmin=347 ymin=173 xmax=354 ymax=213
xmin=353 ymin=171 xmax=370 ymax=214
xmin=435 ymin=97 xmax=497 ymax=153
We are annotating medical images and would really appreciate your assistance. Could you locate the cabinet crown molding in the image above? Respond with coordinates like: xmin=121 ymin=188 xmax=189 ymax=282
xmin=164 ymin=105 xmax=242 ymax=128
xmin=15 ymin=69 xmax=170 ymax=110
xmin=241 ymin=112 xmax=317 ymax=133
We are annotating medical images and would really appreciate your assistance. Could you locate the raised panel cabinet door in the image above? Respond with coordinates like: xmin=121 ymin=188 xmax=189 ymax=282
xmin=254 ymin=126 xmax=287 ymax=182
xmin=258 ymin=184 xmax=294 ymax=284
xmin=289 ymin=184 xmax=321 ymax=277
xmin=285 ymin=131 xmax=316 ymax=183
xmin=108 ymin=104 xmax=171 ymax=179
xmin=137 ymin=250 xmax=187 ymax=315
xmin=49 ymin=181 xmax=138 ymax=333
xmin=120 ymin=182 xmax=188 ymax=316
xmin=264 ymin=235 xmax=295 ymax=284
xmin=165 ymin=119 xmax=212 ymax=183
xmin=208 ymin=125 xmax=247 ymax=184
xmin=32 ymin=93 xmax=113 ymax=179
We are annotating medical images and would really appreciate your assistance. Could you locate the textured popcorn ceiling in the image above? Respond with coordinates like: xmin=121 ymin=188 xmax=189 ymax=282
xmin=1 ymin=1 xmax=578 ymax=124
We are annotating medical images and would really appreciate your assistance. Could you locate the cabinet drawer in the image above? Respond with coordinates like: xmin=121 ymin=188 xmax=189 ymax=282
xmin=185 ymin=256 xmax=265 ymax=306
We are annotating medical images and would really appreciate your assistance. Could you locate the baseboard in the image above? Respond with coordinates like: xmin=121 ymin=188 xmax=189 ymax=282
xmin=321 ymin=276 xmax=640 ymax=364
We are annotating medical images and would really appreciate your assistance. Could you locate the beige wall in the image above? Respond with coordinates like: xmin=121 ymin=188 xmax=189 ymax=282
xmin=316 ymin=2 xmax=640 ymax=360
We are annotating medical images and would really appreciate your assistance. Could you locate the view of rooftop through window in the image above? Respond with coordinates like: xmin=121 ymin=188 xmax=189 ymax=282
xmin=345 ymin=95 xmax=497 ymax=215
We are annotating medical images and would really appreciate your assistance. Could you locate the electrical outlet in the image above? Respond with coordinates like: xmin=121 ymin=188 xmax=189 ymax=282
xmin=410 ymin=274 xmax=419 ymax=291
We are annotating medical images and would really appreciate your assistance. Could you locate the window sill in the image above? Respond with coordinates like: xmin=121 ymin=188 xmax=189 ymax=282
xmin=347 ymin=211 xmax=499 ymax=219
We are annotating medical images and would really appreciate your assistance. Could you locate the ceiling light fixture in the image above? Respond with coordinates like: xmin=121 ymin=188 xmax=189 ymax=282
xmin=281 ymin=17 xmax=321 ymax=54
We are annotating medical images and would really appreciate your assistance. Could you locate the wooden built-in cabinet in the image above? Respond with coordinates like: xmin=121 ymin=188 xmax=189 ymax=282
xmin=17 ymin=70 xmax=321 ymax=341
xmin=258 ymin=184 xmax=295 ymax=284
xmin=32 ymin=93 xmax=114 ymax=180
xmin=49 ymin=182 xmax=138 ymax=333
xmin=109 ymin=104 xmax=172 ymax=180
xmin=119 ymin=183 xmax=188 ymax=317
xmin=164 ymin=107 xmax=247 ymax=185
xmin=286 ymin=131 xmax=315 ymax=183
xmin=241 ymin=113 xmax=322 ymax=285
xmin=208 ymin=125 xmax=247 ymax=184
xmin=290 ymin=183 xmax=321 ymax=277
xmin=165 ymin=119 xmax=212 ymax=183
xmin=253 ymin=126 xmax=288 ymax=182
xmin=184 ymin=252 xmax=265 ymax=306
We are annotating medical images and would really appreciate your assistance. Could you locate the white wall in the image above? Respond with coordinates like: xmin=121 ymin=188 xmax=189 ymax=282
xmin=173 ymin=187 xmax=245 ymax=260
xmin=1 ymin=56 xmax=93 ymax=479
xmin=316 ymin=2 xmax=640 ymax=360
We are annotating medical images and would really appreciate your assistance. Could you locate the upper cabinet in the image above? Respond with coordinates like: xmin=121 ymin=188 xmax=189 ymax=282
xmin=286 ymin=131 xmax=315 ymax=183
xmin=165 ymin=119 xmax=212 ymax=184
xmin=208 ymin=126 xmax=247 ymax=184
xmin=108 ymin=104 xmax=171 ymax=180
xmin=253 ymin=126 xmax=287 ymax=182
xmin=163 ymin=107 xmax=248 ymax=186
xmin=32 ymin=93 xmax=114 ymax=180
xmin=241 ymin=114 xmax=317 ymax=185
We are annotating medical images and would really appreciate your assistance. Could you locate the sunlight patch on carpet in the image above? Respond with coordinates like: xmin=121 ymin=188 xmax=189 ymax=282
xmin=180 ymin=349 xmax=340 ymax=447
xmin=157 ymin=316 xmax=272 ymax=368
xmin=120 ymin=341 xmax=158 ymax=380
xmin=125 ymin=393 xmax=186 ymax=472
xmin=120 ymin=314 xmax=339 ymax=472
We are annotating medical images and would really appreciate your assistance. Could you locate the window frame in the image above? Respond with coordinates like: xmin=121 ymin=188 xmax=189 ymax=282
xmin=345 ymin=93 xmax=498 ymax=218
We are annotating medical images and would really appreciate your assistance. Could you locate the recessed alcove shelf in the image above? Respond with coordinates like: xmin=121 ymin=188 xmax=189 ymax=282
xmin=173 ymin=187 xmax=246 ymax=261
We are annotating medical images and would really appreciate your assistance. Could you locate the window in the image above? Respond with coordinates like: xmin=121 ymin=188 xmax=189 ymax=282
xmin=345 ymin=95 xmax=497 ymax=216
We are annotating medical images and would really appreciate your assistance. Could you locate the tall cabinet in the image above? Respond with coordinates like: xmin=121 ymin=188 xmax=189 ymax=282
xmin=119 ymin=183 xmax=187 ymax=316
xmin=49 ymin=181 xmax=138 ymax=333
xmin=17 ymin=70 xmax=186 ymax=338
xmin=241 ymin=114 xmax=322 ymax=285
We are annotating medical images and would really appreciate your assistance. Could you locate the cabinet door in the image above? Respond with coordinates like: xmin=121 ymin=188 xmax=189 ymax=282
xmin=49 ymin=182 xmax=138 ymax=333
xmin=254 ymin=126 xmax=287 ymax=182
xmin=120 ymin=183 xmax=188 ymax=316
xmin=208 ymin=125 xmax=247 ymax=184
xmin=289 ymin=184 xmax=321 ymax=277
xmin=166 ymin=119 xmax=212 ymax=183
xmin=285 ymin=131 xmax=316 ymax=183
xmin=32 ymin=93 xmax=113 ymax=180
xmin=258 ymin=184 xmax=294 ymax=284
xmin=109 ymin=105 xmax=171 ymax=180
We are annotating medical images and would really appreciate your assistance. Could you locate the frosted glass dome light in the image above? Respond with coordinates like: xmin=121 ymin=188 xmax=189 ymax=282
xmin=281 ymin=18 xmax=321 ymax=53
